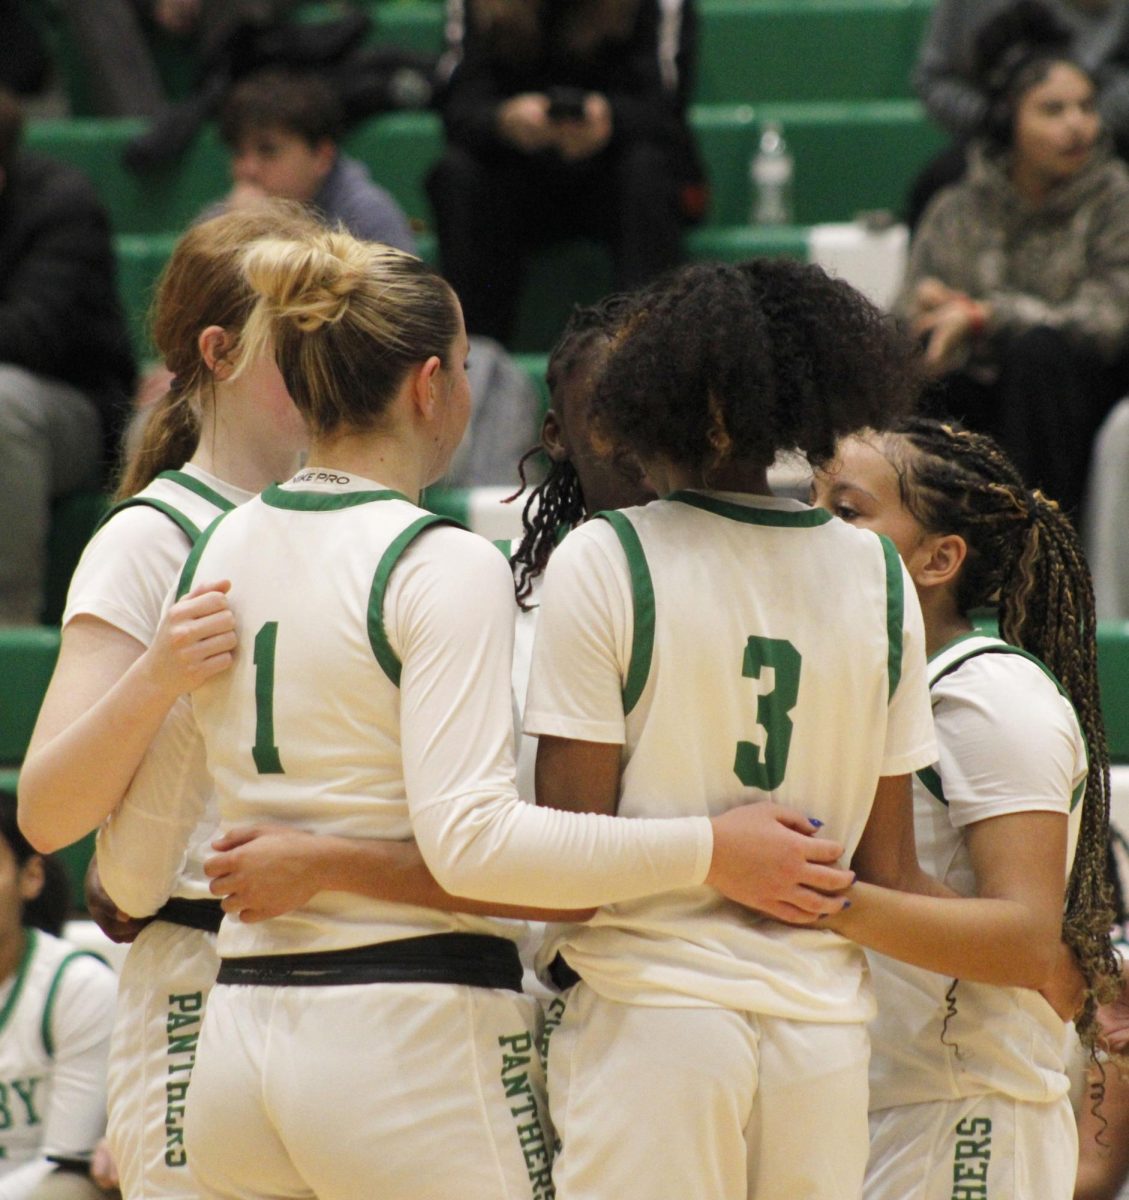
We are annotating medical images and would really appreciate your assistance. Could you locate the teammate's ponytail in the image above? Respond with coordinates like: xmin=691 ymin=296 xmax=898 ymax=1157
xmin=113 ymin=202 xmax=317 ymax=498
xmin=511 ymin=294 xmax=633 ymax=607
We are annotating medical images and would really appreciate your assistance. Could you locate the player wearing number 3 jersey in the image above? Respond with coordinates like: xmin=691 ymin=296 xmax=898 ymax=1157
xmin=523 ymin=259 xmax=937 ymax=1200
xmin=174 ymin=232 xmax=866 ymax=1200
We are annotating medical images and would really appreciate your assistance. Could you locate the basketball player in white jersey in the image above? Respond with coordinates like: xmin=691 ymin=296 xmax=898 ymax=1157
xmin=174 ymin=229 xmax=869 ymax=1199
xmin=18 ymin=205 xmax=318 ymax=1200
xmin=523 ymin=258 xmax=938 ymax=1200
xmin=0 ymin=792 xmax=116 ymax=1200
xmin=812 ymin=418 xmax=1120 ymax=1200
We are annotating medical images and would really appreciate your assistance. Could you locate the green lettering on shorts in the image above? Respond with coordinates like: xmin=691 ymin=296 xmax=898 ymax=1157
xmin=951 ymin=1116 xmax=992 ymax=1199
xmin=498 ymin=1029 xmax=555 ymax=1199
xmin=164 ymin=991 xmax=203 ymax=1167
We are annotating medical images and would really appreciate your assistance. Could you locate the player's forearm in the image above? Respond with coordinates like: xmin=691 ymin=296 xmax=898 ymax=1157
xmin=304 ymin=836 xmax=594 ymax=921
xmin=824 ymin=881 xmax=1060 ymax=988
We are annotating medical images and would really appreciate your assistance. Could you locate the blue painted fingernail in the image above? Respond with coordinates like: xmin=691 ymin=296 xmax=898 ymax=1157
xmin=843 ymin=900 xmax=852 ymax=909
xmin=809 ymin=817 xmax=824 ymax=828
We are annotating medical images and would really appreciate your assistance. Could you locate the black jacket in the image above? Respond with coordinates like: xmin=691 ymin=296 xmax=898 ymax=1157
xmin=437 ymin=0 xmax=699 ymax=162
xmin=0 ymin=151 xmax=135 ymax=461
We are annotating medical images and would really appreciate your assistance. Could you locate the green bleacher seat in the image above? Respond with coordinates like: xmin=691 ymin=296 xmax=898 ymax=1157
xmin=0 ymin=627 xmax=60 ymax=764
xmin=695 ymin=100 xmax=946 ymax=227
xmin=344 ymin=111 xmax=444 ymax=230
xmin=43 ymin=491 xmax=112 ymax=627
xmin=696 ymin=0 xmax=932 ymax=105
xmin=24 ymin=119 xmax=229 ymax=234
xmin=29 ymin=99 xmax=943 ymax=235
xmin=114 ymin=233 xmax=179 ymax=363
xmin=1098 ymin=624 xmax=1129 ymax=764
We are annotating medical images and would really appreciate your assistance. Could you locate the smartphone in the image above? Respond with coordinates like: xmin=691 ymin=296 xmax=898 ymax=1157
xmin=547 ymin=87 xmax=587 ymax=121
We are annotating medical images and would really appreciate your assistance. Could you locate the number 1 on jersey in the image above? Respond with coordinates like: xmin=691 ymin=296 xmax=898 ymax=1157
xmin=734 ymin=635 xmax=801 ymax=791
xmin=252 ymin=621 xmax=284 ymax=775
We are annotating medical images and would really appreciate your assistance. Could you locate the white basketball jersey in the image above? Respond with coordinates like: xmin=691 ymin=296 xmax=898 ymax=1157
xmin=181 ymin=471 xmax=529 ymax=959
xmin=86 ymin=468 xmax=245 ymax=909
xmin=868 ymin=633 xmax=1088 ymax=1108
xmin=528 ymin=491 xmax=936 ymax=1020
xmin=0 ymin=931 xmax=115 ymax=1172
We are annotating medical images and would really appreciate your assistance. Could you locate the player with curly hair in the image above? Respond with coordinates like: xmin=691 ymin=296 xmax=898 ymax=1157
xmin=523 ymin=257 xmax=940 ymax=1199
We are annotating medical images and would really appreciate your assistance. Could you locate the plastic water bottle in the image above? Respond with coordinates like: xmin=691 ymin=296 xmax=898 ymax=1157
xmin=750 ymin=121 xmax=794 ymax=226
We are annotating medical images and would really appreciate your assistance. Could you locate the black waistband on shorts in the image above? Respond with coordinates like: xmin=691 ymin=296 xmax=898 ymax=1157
xmin=154 ymin=897 xmax=224 ymax=935
xmin=216 ymin=931 xmax=524 ymax=991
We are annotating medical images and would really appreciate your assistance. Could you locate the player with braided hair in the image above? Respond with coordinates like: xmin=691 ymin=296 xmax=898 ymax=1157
xmin=510 ymin=293 xmax=645 ymax=610
xmin=812 ymin=415 xmax=1119 ymax=1200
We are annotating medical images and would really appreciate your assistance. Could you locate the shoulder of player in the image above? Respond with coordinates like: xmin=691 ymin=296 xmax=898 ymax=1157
xmin=397 ymin=521 xmax=516 ymax=592
xmin=21 ymin=931 xmax=114 ymax=995
xmin=933 ymin=648 xmax=1075 ymax=730
xmin=81 ymin=501 xmax=195 ymax=569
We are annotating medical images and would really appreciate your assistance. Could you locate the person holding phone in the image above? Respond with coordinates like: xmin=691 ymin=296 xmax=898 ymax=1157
xmin=426 ymin=0 xmax=706 ymax=346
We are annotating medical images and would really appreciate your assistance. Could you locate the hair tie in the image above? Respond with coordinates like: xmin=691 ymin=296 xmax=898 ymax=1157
xmin=1024 ymin=487 xmax=1055 ymax=527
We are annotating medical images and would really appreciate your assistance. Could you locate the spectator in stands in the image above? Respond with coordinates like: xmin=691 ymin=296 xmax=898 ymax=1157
xmin=907 ymin=0 xmax=1129 ymax=228
xmin=897 ymin=3 xmax=1129 ymax=524
xmin=0 ymin=88 xmax=135 ymax=625
xmin=203 ymin=67 xmax=542 ymax=488
xmin=213 ymin=68 xmax=416 ymax=252
xmin=58 ymin=0 xmax=300 ymax=118
xmin=426 ymin=0 xmax=705 ymax=346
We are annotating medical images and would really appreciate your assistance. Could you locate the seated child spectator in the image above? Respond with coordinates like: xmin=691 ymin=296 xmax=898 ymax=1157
xmin=213 ymin=68 xmax=416 ymax=253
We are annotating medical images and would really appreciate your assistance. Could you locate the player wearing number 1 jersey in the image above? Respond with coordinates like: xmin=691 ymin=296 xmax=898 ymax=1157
xmin=178 ymin=231 xmax=863 ymax=1200
xmin=524 ymin=259 xmax=937 ymax=1200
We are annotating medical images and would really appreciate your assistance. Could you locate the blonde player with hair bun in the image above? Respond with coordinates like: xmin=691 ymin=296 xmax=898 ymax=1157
xmin=17 ymin=202 xmax=319 ymax=1200
xmin=175 ymin=229 xmax=860 ymax=1199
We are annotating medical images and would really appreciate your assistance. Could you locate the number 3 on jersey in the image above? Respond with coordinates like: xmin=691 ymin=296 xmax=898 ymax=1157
xmin=733 ymin=635 xmax=801 ymax=791
xmin=252 ymin=621 xmax=285 ymax=775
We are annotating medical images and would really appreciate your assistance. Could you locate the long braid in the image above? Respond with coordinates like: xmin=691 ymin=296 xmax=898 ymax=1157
xmin=888 ymin=416 xmax=1120 ymax=1053
xmin=509 ymin=294 xmax=634 ymax=609
xmin=511 ymin=455 xmax=585 ymax=609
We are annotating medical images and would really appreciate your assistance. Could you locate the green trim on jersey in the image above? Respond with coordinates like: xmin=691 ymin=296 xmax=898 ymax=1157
xmin=880 ymin=535 xmax=904 ymax=703
xmin=156 ymin=470 xmax=238 ymax=513
xmin=261 ymin=485 xmax=411 ymax=512
xmin=597 ymin=511 xmax=655 ymax=716
xmin=41 ymin=950 xmax=105 ymax=1058
xmin=0 ymin=930 xmax=37 ymax=1041
xmin=918 ymin=633 xmax=1087 ymax=813
xmin=367 ymin=515 xmax=454 ymax=687
xmin=668 ymin=491 xmax=833 ymax=527
xmin=98 ymin=498 xmax=201 ymax=543
xmin=175 ymin=512 xmax=231 ymax=600
xmin=92 ymin=469 xmax=236 ymax=543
